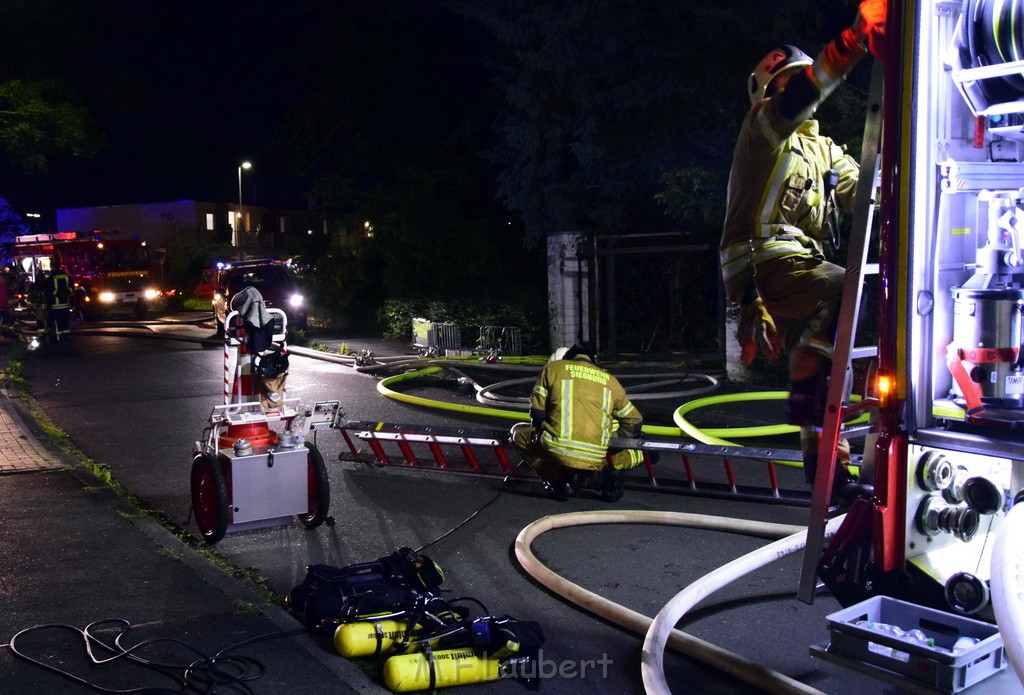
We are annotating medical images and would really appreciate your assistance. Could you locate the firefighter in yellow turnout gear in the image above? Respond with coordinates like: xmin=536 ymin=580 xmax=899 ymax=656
xmin=48 ymin=264 xmax=73 ymax=343
xmin=511 ymin=345 xmax=644 ymax=502
xmin=720 ymin=0 xmax=886 ymax=501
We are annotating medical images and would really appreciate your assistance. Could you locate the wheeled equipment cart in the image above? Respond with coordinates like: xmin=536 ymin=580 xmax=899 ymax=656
xmin=189 ymin=304 xmax=338 ymax=544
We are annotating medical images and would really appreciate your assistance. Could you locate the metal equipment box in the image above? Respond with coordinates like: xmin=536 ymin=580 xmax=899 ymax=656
xmin=824 ymin=596 xmax=1006 ymax=693
xmin=225 ymin=445 xmax=308 ymax=526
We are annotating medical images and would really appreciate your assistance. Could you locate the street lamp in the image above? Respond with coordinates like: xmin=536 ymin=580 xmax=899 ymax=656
xmin=235 ymin=161 xmax=252 ymax=248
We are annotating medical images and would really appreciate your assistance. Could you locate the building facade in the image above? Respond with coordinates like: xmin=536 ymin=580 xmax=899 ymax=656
xmin=55 ymin=200 xmax=329 ymax=253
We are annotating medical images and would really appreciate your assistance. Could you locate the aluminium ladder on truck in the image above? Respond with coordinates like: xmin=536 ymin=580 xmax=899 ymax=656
xmin=797 ymin=61 xmax=885 ymax=604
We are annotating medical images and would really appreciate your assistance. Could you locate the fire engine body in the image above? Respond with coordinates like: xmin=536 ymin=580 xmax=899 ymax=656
xmin=811 ymin=0 xmax=1024 ymax=621
xmin=11 ymin=231 xmax=164 ymax=320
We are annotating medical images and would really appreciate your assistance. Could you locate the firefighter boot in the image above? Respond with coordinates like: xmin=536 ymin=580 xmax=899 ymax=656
xmin=599 ymin=467 xmax=626 ymax=502
xmin=572 ymin=466 xmax=625 ymax=502
xmin=572 ymin=469 xmax=598 ymax=491
xmin=544 ymin=477 xmax=576 ymax=502
xmin=804 ymin=455 xmax=873 ymax=507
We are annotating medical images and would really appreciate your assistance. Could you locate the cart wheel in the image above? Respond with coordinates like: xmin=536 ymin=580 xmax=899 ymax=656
xmin=191 ymin=453 xmax=229 ymax=544
xmin=297 ymin=442 xmax=330 ymax=529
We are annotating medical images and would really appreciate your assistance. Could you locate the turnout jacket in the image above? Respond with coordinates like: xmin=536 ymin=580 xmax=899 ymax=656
xmin=530 ymin=355 xmax=642 ymax=469
xmin=720 ymin=28 xmax=868 ymax=303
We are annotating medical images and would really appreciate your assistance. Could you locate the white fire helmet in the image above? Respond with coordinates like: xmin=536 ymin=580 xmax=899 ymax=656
xmin=748 ymin=45 xmax=813 ymax=105
xmin=549 ymin=346 xmax=570 ymax=362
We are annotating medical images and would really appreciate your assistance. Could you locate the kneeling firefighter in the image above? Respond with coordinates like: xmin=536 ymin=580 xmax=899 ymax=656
xmin=510 ymin=344 xmax=644 ymax=501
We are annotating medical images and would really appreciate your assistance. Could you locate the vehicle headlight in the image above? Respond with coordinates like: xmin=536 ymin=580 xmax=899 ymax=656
xmin=143 ymin=288 xmax=161 ymax=300
xmin=99 ymin=292 xmax=115 ymax=303
xmin=288 ymin=293 xmax=304 ymax=308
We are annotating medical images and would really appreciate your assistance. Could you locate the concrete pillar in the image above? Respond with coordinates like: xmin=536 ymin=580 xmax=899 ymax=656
xmin=547 ymin=231 xmax=588 ymax=350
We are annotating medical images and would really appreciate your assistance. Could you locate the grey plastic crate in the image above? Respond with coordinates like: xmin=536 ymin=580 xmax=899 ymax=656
xmin=826 ymin=595 xmax=1006 ymax=693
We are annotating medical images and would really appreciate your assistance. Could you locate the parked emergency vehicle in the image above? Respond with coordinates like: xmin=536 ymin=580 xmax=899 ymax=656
xmin=11 ymin=231 xmax=165 ymax=320
xmin=797 ymin=0 xmax=1024 ymax=636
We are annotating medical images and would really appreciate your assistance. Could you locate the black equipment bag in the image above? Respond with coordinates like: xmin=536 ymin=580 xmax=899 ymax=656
xmin=287 ymin=547 xmax=444 ymax=634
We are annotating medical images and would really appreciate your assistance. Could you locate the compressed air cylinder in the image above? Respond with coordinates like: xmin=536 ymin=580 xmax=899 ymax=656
xmin=335 ymin=620 xmax=417 ymax=658
xmin=383 ymin=648 xmax=501 ymax=692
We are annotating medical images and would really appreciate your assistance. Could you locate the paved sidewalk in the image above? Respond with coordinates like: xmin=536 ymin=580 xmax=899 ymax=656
xmin=0 ymin=390 xmax=65 ymax=473
xmin=0 ymin=379 xmax=384 ymax=694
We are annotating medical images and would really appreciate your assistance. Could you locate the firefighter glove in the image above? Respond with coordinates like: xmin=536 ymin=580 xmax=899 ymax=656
xmin=737 ymin=298 xmax=782 ymax=365
xmin=853 ymin=0 xmax=887 ymax=60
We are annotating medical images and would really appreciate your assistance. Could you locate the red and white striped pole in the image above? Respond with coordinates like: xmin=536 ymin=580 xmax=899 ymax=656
xmin=223 ymin=340 xmax=233 ymax=404
xmin=232 ymin=340 xmax=257 ymax=404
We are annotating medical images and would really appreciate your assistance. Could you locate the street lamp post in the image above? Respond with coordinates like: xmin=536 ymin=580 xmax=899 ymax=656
xmin=235 ymin=161 xmax=252 ymax=250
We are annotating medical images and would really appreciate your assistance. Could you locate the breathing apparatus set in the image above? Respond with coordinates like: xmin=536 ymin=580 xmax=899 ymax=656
xmin=287 ymin=546 xmax=545 ymax=692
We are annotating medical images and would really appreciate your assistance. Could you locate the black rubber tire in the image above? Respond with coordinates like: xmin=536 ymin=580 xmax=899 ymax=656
xmin=191 ymin=453 xmax=229 ymax=544
xmin=297 ymin=442 xmax=330 ymax=529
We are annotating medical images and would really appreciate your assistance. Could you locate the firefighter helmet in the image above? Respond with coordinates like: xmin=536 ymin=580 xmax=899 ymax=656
xmin=748 ymin=45 xmax=813 ymax=105
xmin=549 ymin=346 xmax=570 ymax=362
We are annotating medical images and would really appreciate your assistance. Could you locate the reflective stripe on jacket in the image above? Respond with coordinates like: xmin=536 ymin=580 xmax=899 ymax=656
xmin=51 ymin=272 xmax=72 ymax=310
xmin=720 ymin=110 xmax=858 ymax=301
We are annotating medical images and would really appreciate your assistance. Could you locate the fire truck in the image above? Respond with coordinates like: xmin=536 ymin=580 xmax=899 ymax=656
xmin=795 ymin=0 xmax=1024 ymax=640
xmin=11 ymin=231 xmax=166 ymax=320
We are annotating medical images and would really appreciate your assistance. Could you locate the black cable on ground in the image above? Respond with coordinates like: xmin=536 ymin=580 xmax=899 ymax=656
xmin=415 ymin=472 xmax=516 ymax=553
xmin=8 ymin=619 xmax=307 ymax=695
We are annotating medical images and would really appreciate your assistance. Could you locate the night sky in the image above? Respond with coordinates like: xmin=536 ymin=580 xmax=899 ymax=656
xmin=1 ymin=1 xmax=491 ymax=217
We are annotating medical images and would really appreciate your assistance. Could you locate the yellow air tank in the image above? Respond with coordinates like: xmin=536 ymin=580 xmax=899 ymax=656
xmin=383 ymin=648 xmax=501 ymax=692
xmin=334 ymin=620 xmax=420 ymax=658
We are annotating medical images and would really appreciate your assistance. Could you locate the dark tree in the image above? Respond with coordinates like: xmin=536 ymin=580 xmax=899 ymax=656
xmin=449 ymin=0 xmax=866 ymax=247
xmin=0 ymin=0 xmax=101 ymax=176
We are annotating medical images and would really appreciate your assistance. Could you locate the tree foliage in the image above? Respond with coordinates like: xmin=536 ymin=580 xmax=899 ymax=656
xmin=448 ymin=0 xmax=866 ymax=247
xmin=0 ymin=79 xmax=99 ymax=174
xmin=0 ymin=0 xmax=101 ymax=175
xmin=274 ymin=1 xmax=545 ymax=326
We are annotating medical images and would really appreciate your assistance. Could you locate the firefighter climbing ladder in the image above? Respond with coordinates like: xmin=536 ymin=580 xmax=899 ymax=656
xmin=797 ymin=61 xmax=884 ymax=603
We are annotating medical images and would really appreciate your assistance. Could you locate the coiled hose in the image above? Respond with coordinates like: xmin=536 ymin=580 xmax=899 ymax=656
xmin=515 ymin=510 xmax=844 ymax=695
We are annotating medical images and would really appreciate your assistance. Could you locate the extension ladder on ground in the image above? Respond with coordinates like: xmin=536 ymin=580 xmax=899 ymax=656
xmin=797 ymin=62 xmax=885 ymax=603
xmin=331 ymin=419 xmax=818 ymax=504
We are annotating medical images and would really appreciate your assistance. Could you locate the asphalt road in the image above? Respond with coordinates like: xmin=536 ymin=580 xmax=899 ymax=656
xmin=13 ymin=316 xmax=935 ymax=695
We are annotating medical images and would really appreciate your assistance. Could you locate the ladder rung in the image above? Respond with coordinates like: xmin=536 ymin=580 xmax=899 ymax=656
xmin=838 ymin=423 xmax=873 ymax=440
xmin=850 ymin=346 xmax=878 ymax=360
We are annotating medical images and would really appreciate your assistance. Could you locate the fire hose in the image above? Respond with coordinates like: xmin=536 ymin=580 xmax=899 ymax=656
xmin=514 ymin=510 xmax=845 ymax=695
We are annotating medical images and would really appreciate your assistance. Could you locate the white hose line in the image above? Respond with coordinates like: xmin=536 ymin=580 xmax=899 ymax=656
xmin=515 ymin=511 xmax=833 ymax=695
xmin=642 ymin=514 xmax=845 ymax=695
xmin=991 ymin=501 xmax=1024 ymax=686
